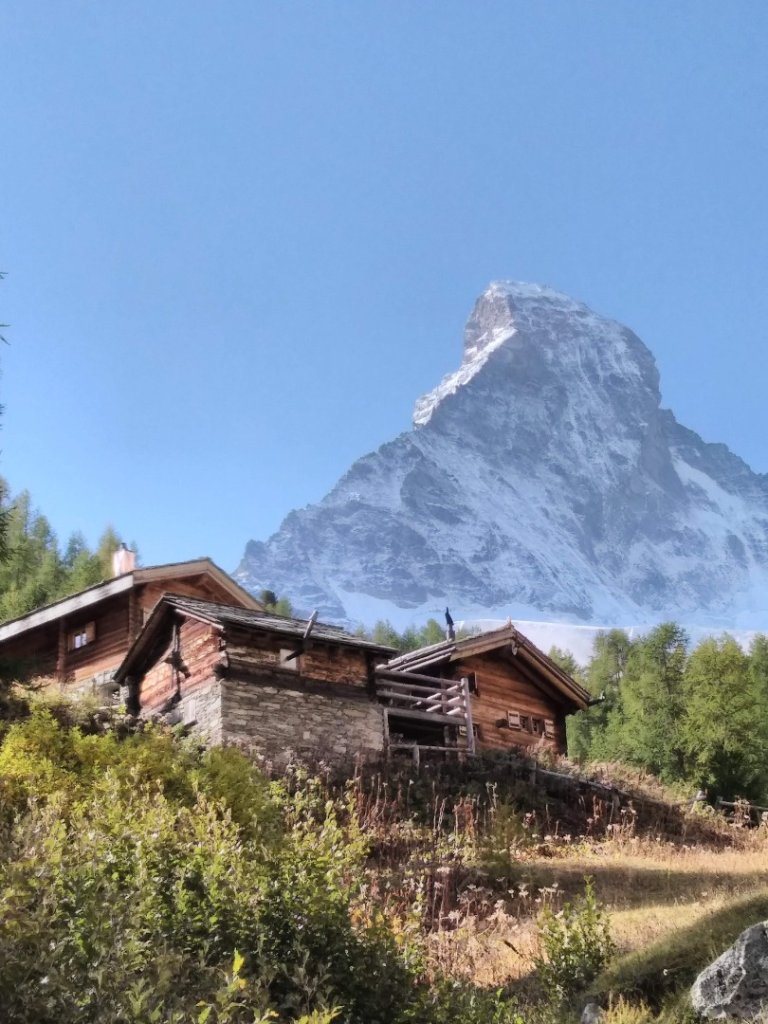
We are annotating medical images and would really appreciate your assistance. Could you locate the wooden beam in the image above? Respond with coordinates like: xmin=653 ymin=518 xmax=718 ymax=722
xmin=56 ymin=618 xmax=67 ymax=688
xmin=498 ymin=648 xmax=570 ymax=706
xmin=375 ymin=689 xmax=463 ymax=706
xmin=462 ymin=676 xmax=476 ymax=756
xmin=128 ymin=590 xmax=139 ymax=640
xmin=377 ymin=667 xmax=451 ymax=688
xmin=384 ymin=706 xmax=467 ymax=726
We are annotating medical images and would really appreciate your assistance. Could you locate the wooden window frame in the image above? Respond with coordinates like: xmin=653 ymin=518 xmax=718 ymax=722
xmin=68 ymin=621 xmax=96 ymax=652
xmin=279 ymin=647 xmax=299 ymax=671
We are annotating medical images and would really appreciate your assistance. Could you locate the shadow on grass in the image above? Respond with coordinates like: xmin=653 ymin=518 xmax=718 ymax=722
xmin=495 ymin=860 xmax=768 ymax=909
xmin=588 ymin=889 xmax=768 ymax=1009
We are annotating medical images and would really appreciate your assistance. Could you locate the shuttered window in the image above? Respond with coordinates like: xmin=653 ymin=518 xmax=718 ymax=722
xmin=68 ymin=621 xmax=96 ymax=651
xmin=507 ymin=710 xmax=521 ymax=730
xmin=544 ymin=719 xmax=556 ymax=739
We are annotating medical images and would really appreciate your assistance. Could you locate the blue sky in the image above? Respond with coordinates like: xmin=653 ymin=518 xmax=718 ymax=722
xmin=2 ymin=2 xmax=767 ymax=571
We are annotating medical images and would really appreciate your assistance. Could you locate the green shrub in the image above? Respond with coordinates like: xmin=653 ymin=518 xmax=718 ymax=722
xmin=404 ymin=981 xmax=526 ymax=1024
xmin=535 ymin=878 xmax=615 ymax=1004
xmin=0 ymin=720 xmax=420 ymax=1023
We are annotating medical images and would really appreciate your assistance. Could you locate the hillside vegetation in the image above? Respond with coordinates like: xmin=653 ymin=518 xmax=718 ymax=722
xmin=1 ymin=694 xmax=767 ymax=1024
xmin=558 ymin=624 xmax=768 ymax=805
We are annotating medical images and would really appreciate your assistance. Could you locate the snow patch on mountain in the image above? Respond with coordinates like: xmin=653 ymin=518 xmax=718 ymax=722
xmin=413 ymin=324 xmax=516 ymax=427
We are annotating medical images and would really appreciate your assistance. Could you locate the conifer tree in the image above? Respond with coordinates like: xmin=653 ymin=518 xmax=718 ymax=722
xmin=681 ymin=634 xmax=767 ymax=800
xmin=603 ymin=623 xmax=687 ymax=781
xmin=566 ymin=630 xmax=632 ymax=764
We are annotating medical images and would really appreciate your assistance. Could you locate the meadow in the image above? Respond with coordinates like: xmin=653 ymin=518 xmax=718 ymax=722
xmin=0 ymin=693 xmax=766 ymax=1023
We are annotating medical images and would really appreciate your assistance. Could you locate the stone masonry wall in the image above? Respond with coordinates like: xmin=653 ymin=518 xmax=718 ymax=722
xmin=221 ymin=676 xmax=384 ymax=760
xmin=177 ymin=680 xmax=223 ymax=745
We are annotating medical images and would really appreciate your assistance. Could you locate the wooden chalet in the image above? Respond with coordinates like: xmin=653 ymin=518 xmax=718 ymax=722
xmin=114 ymin=598 xmax=588 ymax=762
xmin=114 ymin=595 xmax=397 ymax=757
xmin=377 ymin=624 xmax=590 ymax=758
xmin=0 ymin=555 xmax=263 ymax=694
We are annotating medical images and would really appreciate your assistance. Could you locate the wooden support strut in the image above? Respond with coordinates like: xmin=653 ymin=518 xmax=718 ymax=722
xmin=377 ymin=666 xmax=457 ymax=688
xmin=461 ymin=676 xmax=476 ymax=755
xmin=56 ymin=618 xmax=67 ymax=689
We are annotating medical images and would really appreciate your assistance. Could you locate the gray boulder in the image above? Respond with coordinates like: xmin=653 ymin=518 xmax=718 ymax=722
xmin=580 ymin=1002 xmax=603 ymax=1024
xmin=691 ymin=921 xmax=768 ymax=1019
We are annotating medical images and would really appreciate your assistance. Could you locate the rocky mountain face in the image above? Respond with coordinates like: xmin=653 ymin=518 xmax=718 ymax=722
xmin=236 ymin=283 xmax=768 ymax=628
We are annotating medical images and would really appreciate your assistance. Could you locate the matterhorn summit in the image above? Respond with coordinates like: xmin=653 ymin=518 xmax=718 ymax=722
xmin=236 ymin=282 xmax=768 ymax=628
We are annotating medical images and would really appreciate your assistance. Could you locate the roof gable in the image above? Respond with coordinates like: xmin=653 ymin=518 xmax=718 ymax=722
xmin=384 ymin=624 xmax=590 ymax=710
xmin=0 ymin=558 xmax=262 ymax=644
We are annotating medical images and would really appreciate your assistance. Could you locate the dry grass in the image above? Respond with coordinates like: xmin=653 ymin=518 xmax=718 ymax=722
xmin=337 ymin=756 xmax=768 ymax=1016
xmin=415 ymin=832 xmax=768 ymax=999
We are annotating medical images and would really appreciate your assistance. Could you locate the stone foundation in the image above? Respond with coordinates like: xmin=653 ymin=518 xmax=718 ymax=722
xmin=221 ymin=676 xmax=384 ymax=760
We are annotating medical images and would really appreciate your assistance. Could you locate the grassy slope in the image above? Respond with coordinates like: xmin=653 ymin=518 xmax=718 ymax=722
xmin=354 ymin=755 xmax=768 ymax=1020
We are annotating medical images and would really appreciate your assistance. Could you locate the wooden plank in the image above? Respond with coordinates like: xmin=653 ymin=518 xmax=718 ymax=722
xmin=385 ymin=706 xmax=467 ymax=726
xmin=388 ymin=743 xmax=461 ymax=752
xmin=462 ymin=676 xmax=476 ymax=755
xmin=376 ymin=667 xmax=454 ymax=688
xmin=375 ymin=678 xmax=459 ymax=696
xmin=56 ymin=619 xmax=66 ymax=686
xmin=375 ymin=688 xmax=461 ymax=705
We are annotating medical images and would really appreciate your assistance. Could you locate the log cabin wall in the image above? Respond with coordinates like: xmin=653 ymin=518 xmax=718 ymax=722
xmin=0 ymin=593 xmax=133 ymax=690
xmin=221 ymin=627 xmax=372 ymax=689
xmin=62 ymin=593 xmax=133 ymax=688
xmin=0 ymin=620 xmax=59 ymax=681
xmin=136 ymin=577 xmax=253 ymax=637
xmin=218 ymin=629 xmax=382 ymax=758
xmin=133 ymin=618 xmax=384 ymax=758
xmin=453 ymin=652 xmax=568 ymax=755
xmin=137 ymin=616 xmax=224 ymax=743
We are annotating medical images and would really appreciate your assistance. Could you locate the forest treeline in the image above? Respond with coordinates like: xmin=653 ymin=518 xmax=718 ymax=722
xmin=555 ymin=624 xmax=768 ymax=803
xmin=0 ymin=477 xmax=126 ymax=622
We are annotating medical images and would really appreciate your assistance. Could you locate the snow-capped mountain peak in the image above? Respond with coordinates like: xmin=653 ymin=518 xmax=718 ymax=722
xmin=236 ymin=283 xmax=768 ymax=631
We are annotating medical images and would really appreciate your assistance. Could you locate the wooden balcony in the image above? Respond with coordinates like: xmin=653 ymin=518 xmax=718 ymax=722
xmin=375 ymin=667 xmax=475 ymax=756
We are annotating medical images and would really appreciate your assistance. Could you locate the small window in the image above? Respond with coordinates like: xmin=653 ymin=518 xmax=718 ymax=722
xmin=279 ymin=647 xmax=299 ymax=671
xmin=519 ymin=715 xmax=531 ymax=733
xmin=544 ymin=719 xmax=556 ymax=739
xmin=531 ymin=717 xmax=545 ymax=736
xmin=458 ymin=723 xmax=481 ymax=739
xmin=507 ymin=710 xmax=522 ymax=730
xmin=465 ymin=672 xmax=478 ymax=695
xmin=68 ymin=622 xmax=95 ymax=651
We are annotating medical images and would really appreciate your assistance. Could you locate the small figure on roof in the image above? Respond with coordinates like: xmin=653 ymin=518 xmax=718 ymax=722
xmin=445 ymin=607 xmax=455 ymax=642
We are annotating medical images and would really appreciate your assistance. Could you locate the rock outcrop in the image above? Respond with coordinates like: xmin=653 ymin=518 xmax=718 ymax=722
xmin=691 ymin=921 xmax=768 ymax=1019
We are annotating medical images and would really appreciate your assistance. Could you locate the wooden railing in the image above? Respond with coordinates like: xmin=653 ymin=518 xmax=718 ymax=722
xmin=375 ymin=668 xmax=475 ymax=755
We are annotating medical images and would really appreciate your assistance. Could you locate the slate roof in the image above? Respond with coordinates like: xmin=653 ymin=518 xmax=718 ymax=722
xmin=115 ymin=593 xmax=397 ymax=683
xmin=161 ymin=594 xmax=393 ymax=650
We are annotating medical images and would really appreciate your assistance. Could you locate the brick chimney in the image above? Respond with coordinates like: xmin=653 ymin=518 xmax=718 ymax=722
xmin=112 ymin=542 xmax=136 ymax=577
